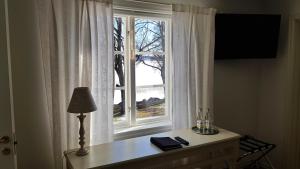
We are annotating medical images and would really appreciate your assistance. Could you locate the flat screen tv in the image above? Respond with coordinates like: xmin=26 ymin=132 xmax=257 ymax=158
xmin=214 ymin=14 xmax=281 ymax=59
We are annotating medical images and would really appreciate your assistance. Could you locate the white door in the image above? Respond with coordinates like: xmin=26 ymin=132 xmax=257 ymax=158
xmin=0 ymin=0 xmax=16 ymax=168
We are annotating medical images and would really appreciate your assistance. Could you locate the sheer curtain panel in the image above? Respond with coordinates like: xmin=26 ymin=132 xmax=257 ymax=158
xmin=35 ymin=0 xmax=114 ymax=168
xmin=36 ymin=0 xmax=81 ymax=168
xmin=172 ymin=5 xmax=216 ymax=129
xmin=80 ymin=0 xmax=114 ymax=145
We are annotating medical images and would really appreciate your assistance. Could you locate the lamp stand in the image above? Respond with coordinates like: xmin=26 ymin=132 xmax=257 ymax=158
xmin=76 ymin=113 xmax=88 ymax=156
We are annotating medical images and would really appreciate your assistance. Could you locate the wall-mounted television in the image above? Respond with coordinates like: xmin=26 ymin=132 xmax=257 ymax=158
xmin=214 ymin=14 xmax=281 ymax=59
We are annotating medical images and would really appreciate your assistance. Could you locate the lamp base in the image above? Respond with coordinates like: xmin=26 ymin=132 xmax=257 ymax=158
xmin=76 ymin=148 xmax=89 ymax=156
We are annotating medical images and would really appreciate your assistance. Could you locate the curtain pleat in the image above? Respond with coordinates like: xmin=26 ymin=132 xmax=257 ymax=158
xmin=36 ymin=0 xmax=82 ymax=168
xmin=172 ymin=4 xmax=216 ymax=129
xmin=36 ymin=0 xmax=113 ymax=168
xmin=81 ymin=0 xmax=114 ymax=145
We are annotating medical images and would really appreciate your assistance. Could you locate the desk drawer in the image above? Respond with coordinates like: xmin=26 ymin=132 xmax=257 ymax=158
xmin=103 ymin=140 xmax=239 ymax=169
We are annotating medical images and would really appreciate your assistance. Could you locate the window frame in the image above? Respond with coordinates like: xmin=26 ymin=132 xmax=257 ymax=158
xmin=113 ymin=10 xmax=172 ymax=133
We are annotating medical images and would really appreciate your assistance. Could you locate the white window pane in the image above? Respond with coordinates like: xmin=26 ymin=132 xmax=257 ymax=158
xmin=114 ymin=16 xmax=126 ymax=52
xmin=114 ymin=54 xmax=125 ymax=87
xmin=135 ymin=18 xmax=165 ymax=52
xmin=114 ymin=52 xmax=126 ymax=122
xmin=136 ymin=54 xmax=165 ymax=86
xmin=114 ymin=89 xmax=126 ymax=122
xmin=136 ymin=87 xmax=165 ymax=119
xmin=112 ymin=14 xmax=170 ymax=127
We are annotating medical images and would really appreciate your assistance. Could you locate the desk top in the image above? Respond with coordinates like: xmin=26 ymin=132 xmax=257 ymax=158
xmin=65 ymin=128 xmax=240 ymax=169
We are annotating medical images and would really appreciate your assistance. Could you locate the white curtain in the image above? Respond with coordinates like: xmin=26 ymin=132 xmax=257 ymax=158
xmin=35 ymin=0 xmax=114 ymax=168
xmin=80 ymin=0 xmax=114 ymax=145
xmin=36 ymin=1 xmax=80 ymax=168
xmin=172 ymin=4 xmax=216 ymax=129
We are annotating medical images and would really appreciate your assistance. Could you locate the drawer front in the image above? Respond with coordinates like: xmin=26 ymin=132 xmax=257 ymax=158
xmin=101 ymin=139 xmax=239 ymax=169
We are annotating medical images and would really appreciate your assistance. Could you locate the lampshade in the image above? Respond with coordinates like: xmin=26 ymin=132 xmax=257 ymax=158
xmin=67 ymin=87 xmax=97 ymax=113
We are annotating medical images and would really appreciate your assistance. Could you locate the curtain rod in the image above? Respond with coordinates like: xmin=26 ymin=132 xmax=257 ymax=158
xmin=125 ymin=0 xmax=172 ymax=6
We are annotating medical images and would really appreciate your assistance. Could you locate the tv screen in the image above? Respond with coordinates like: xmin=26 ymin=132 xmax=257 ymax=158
xmin=214 ymin=14 xmax=281 ymax=59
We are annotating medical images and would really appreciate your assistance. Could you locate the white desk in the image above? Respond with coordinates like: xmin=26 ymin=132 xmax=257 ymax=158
xmin=65 ymin=128 xmax=240 ymax=169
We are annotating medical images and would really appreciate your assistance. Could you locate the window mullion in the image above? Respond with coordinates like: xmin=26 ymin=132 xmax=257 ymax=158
xmin=124 ymin=16 xmax=131 ymax=126
xmin=129 ymin=16 xmax=136 ymax=126
xmin=166 ymin=19 xmax=172 ymax=120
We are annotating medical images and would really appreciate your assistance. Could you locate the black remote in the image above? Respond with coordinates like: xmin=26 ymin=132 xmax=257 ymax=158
xmin=174 ymin=136 xmax=189 ymax=146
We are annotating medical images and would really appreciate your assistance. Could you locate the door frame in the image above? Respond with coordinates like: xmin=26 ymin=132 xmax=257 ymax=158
xmin=3 ymin=0 xmax=17 ymax=168
xmin=284 ymin=14 xmax=300 ymax=169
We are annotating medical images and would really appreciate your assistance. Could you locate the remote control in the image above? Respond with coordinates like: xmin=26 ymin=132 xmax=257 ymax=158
xmin=174 ymin=136 xmax=189 ymax=146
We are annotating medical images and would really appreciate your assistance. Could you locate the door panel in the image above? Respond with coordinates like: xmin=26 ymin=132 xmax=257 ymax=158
xmin=0 ymin=0 xmax=16 ymax=168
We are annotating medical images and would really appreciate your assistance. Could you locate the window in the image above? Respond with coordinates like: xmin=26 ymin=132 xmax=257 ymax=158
xmin=113 ymin=13 xmax=171 ymax=131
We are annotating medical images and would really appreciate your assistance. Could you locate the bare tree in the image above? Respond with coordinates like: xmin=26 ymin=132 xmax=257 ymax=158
xmin=113 ymin=18 xmax=166 ymax=116
xmin=135 ymin=20 xmax=166 ymax=85
xmin=114 ymin=17 xmax=125 ymax=116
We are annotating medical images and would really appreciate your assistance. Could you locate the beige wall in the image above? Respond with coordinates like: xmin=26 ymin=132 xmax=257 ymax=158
xmin=288 ymin=0 xmax=300 ymax=15
xmin=214 ymin=60 xmax=261 ymax=136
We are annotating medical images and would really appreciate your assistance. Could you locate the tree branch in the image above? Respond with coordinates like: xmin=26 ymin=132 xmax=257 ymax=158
xmin=140 ymin=37 xmax=160 ymax=51
xmin=145 ymin=44 xmax=161 ymax=52
xmin=139 ymin=25 xmax=149 ymax=51
xmin=140 ymin=59 xmax=161 ymax=71
xmin=154 ymin=55 xmax=163 ymax=67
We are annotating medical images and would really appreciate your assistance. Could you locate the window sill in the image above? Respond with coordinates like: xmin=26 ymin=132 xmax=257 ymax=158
xmin=113 ymin=121 xmax=172 ymax=140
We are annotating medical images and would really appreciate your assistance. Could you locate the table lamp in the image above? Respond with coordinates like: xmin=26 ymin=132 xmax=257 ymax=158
xmin=67 ymin=87 xmax=97 ymax=156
